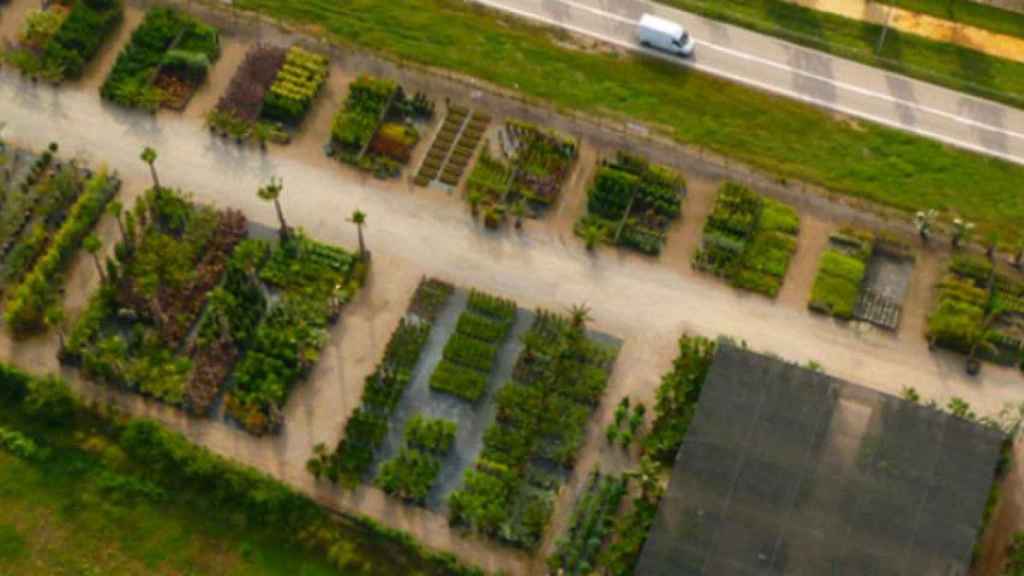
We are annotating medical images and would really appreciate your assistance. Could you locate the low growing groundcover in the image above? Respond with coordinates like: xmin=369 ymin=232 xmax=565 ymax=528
xmin=63 ymin=187 xmax=364 ymax=435
xmin=0 ymin=363 xmax=486 ymax=576
xmin=230 ymin=0 xmax=1024 ymax=242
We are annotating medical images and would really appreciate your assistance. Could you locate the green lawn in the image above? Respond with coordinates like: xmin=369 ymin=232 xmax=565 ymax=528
xmin=0 ymin=451 xmax=341 ymax=576
xmin=230 ymin=0 xmax=1024 ymax=241
xmin=0 ymin=396 xmax=477 ymax=576
xmin=657 ymin=0 xmax=1024 ymax=108
xmin=881 ymin=0 xmax=1024 ymax=39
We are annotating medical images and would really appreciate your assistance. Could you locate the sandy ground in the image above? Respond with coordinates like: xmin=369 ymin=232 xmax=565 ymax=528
xmin=2 ymin=1 xmax=1024 ymax=573
xmin=792 ymin=0 xmax=1024 ymax=63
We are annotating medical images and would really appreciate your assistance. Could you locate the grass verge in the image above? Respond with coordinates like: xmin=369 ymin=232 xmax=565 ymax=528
xmin=0 ymin=364 xmax=483 ymax=576
xmin=657 ymin=0 xmax=1024 ymax=109
xmin=229 ymin=0 xmax=1024 ymax=241
xmin=881 ymin=0 xmax=1024 ymax=39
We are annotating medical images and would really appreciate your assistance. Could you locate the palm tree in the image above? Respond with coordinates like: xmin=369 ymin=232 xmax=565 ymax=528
xmin=257 ymin=177 xmax=289 ymax=241
xmin=913 ymin=209 xmax=937 ymax=244
xmin=348 ymin=209 xmax=367 ymax=258
xmin=83 ymin=234 xmax=105 ymax=282
xmin=625 ymin=456 xmax=664 ymax=503
xmin=951 ymin=218 xmax=975 ymax=250
xmin=569 ymin=303 xmax=592 ymax=333
xmin=581 ymin=223 xmax=605 ymax=251
xmin=140 ymin=146 xmax=160 ymax=190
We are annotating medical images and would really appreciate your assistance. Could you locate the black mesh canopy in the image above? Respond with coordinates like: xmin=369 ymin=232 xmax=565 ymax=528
xmin=635 ymin=343 xmax=1005 ymax=576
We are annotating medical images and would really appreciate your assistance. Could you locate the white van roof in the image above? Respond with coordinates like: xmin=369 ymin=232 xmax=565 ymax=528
xmin=639 ymin=13 xmax=684 ymax=39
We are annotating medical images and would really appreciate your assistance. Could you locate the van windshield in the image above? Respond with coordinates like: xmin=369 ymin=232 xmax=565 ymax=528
xmin=680 ymin=32 xmax=689 ymax=43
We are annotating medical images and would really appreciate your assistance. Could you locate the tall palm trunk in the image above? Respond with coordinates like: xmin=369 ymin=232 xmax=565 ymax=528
xmin=148 ymin=163 xmax=160 ymax=190
xmin=273 ymin=198 xmax=289 ymax=239
xmin=357 ymin=225 xmax=365 ymax=258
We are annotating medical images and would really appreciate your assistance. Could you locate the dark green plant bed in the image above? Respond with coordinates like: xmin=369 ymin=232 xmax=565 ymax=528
xmin=63 ymin=188 xmax=361 ymax=435
xmin=315 ymin=278 xmax=452 ymax=486
xmin=3 ymin=0 xmax=123 ymax=83
xmin=448 ymin=309 xmax=619 ymax=549
xmin=693 ymin=182 xmax=799 ymax=298
xmin=100 ymin=7 xmax=220 ymax=110
xmin=576 ymin=151 xmax=686 ymax=256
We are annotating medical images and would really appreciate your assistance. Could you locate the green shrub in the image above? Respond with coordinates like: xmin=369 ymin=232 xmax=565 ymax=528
xmin=429 ymin=360 xmax=488 ymax=402
xmin=441 ymin=333 xmax=497 ymax=373
xmin=456 ymin=311 xmax=511 ymax=343
xmin=24 ymin=375 xmax=75 ymax=426
xmin=404 ymin=415 xmax=456 ymax=454
xmin=5 ymin=170 xmax=118 ymax=334
xmin=375 ymin=448 xmax=441 ymax=503
xmin=644 ymin=335 xmax=716 ymax=464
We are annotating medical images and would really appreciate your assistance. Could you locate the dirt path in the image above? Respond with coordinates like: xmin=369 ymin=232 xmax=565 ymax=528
xmin=791 ymin=0 xmax=1024 ymax=63
xmin=2 ymin=2 xmax=1024 ymax=573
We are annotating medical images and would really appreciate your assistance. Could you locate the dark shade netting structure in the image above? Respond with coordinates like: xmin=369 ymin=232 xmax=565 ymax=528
xmin=635 ymin=343 xmax=1005 ymax=576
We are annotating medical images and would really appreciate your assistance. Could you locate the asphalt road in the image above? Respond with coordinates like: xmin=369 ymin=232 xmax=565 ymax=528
xmin=473 ymin=0 xmax=1024 ymax=165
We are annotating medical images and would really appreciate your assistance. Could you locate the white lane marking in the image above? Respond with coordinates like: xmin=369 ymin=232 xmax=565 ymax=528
xmin=470 ymin=0 xmax=1024 ymax=164
xmin=545 ymin=0 xmax=1024 ymax=141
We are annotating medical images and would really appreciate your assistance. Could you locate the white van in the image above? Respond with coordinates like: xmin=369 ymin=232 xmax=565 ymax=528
xmin=637 ymin=14 xmax=695 ymax=57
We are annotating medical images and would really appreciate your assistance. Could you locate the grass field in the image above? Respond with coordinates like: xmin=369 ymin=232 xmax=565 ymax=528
xmin=0 ymin=401 xmax=476 ymax=576
xmin=657 ymin=0 xmax=1024 ymax=108
xmin=882 ymin=0 xmax=1024 ymax=39
xmin=231 ymin=0 xmax=1024 ymax=241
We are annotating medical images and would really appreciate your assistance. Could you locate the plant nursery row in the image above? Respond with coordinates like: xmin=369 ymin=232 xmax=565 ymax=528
xmin=448 ymin=309 xmax=618 ymax=549
xmin=208 ymin=44 xmax=329 ymax=144
xmin=312 ymin=278 xmax=454 ymax=485
xmin=63 ymin=187 xmax=364 ymax=435
xmin=101 ymin=7 xmax=220 ymax=110
xmin=4 ymin=0 xmax=123 ymax=82
xmin=329 ymin=75 xmax=435 ymax=178
xmin=0 ymin=143 xmax=120 ymax=336
xmin=694 ymin=182 xmax=800 ymax=298
xmin=576 ymin=151 xmax=685 ymax=255
xmin=927 ymin=255 xmax=1024 ymax=368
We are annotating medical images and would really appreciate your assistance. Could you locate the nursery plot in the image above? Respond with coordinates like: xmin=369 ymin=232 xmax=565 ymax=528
xmin=0 ymin=143 xmax=120 ymax=336
xmin=3 ymin=0 xmax=123 ymax=82
xmin=316 ymin=278 xmax=455 ymax=486
xmin=809 ymin=228 xmax=914 ymax=329
xmin=64 ymin=188 xmax=363 ymax=434
xmin=576 ymin=151 xmax=686 ymax=256
xmin=693 ymin=182 xmax=800 ymax=298
xmin=927 ymin=255 xmax=1024 ymax=367
xmin=462 ymin=121 xmax=578 ymax=227
xmin=207 ymin=44 xmax=328 ymax=145
xmin=327 ymin=75 xmax=435 ymax=179
xmin=414 ymin=104 xmax=491 ymax=189
xmin=316 ymin=282 xmax=535 ymax=515
xmin=448 ymin=310 xmax=620 ymax=550
xmin=547 ymin=471 xmax=627 ymax=576
xmin=100 ymin=7 xmax=220 ymax=111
